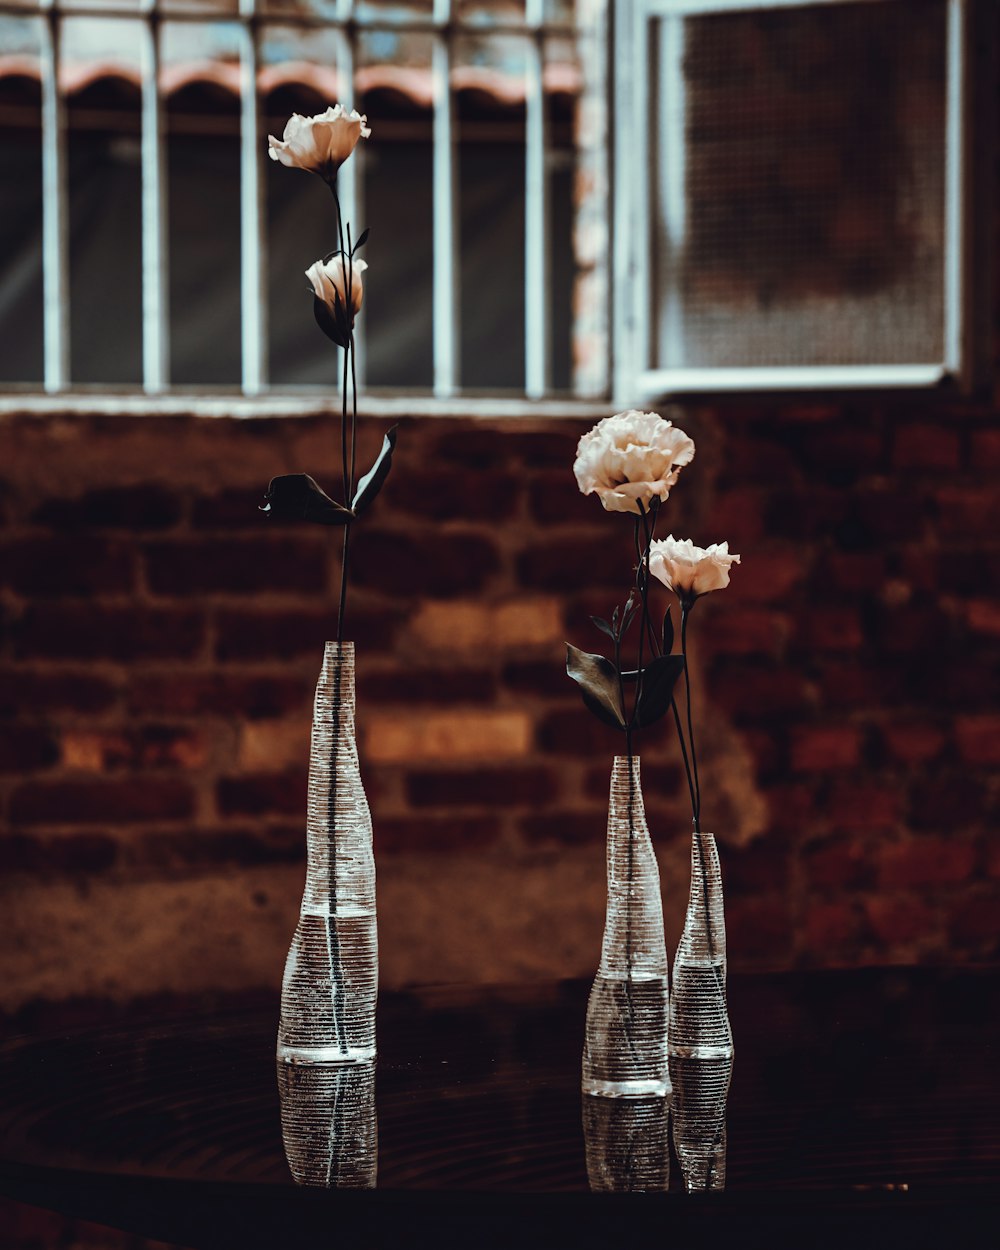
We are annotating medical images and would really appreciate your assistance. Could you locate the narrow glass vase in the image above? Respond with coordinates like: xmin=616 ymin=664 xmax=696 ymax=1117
xmin=582 ymin=755 xmax=670 ymax=1099
xmin=669 ymin=829 xmax=733 ymax=1060
xmin=277 ymin=641 xmax=377 ymax=1065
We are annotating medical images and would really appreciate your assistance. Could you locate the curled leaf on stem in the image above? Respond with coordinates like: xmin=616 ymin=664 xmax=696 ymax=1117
xmin=566 ymin=644 xmax=626 ymax=730
xmin=260 ymin=474 xmax=353 ymax=526
xmin=352 ymin=426 xmax=398 ymax=516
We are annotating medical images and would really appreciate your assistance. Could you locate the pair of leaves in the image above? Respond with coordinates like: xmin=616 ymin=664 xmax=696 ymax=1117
xmin=590 ymin=594 xmax=641 ymax=644
xmin=566 ymin=644 xmax=685 ymax=731
xmin=260 ymin=426 xmax=397 ymax=526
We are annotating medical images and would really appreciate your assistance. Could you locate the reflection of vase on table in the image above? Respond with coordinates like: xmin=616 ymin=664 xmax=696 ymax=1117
xmin=670 ymin=1052 xmax=732 ymax=1191
xmin=583 ymin=1088 xmax=670 ymax=1191
xmin=278 ymin=1056 xmax=377 ymax=1188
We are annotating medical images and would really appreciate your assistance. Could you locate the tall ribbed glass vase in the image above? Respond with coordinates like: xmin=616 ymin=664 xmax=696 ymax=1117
xmin=277 ymin=642 xmax=377 ymax=1064
xmin=669 ymin=830 xmax=733 ymax=1060
xmin=582 ymin=756 xmax=670 ymax=1098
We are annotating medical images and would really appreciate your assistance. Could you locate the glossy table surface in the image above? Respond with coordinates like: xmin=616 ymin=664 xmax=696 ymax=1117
xmin=0 ymin=968 xmax=997 ymax=1248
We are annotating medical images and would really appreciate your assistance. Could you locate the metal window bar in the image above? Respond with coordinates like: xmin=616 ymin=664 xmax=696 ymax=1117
xmin=238 ymin=0 xmax=267 ymax=395
xmin=525 ymin=0 xmax=550 ymax=398
xmin=943 ymin=0 xmax=966 ymax=378
xmin=140 ymin=0 xmax=168 ymax=393
xmin=39 ymin=0 xmax=68 ymax=392
xmin=333 ymin=0 xmax=363 ymax=390
xmin=7 ymin=0 xmax=585 ymax=401
xmin=432 ymin=0 xmax=458 ymax=398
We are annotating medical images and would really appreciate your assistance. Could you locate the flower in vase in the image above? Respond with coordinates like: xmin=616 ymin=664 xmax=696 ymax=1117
xmin=573 ymin=410 xmax=695 ymax=514
xmin=268 ymin=106 xmax=370 ymax=179
xmin=648 ymin=536 xmax=741 ymax=607
xmin=307 ymin=255 xmax=367 ymax=348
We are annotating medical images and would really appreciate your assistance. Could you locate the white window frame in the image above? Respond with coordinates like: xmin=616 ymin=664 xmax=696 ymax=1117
xmin=0 ymin=0 xmax=614 ymax=414
xmin=612 ymin=0 xmax=976 ymax=402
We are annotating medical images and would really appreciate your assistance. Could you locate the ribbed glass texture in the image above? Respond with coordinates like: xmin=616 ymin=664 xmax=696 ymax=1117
xmin=669 ymin=831 xmax=733 ymax=1061
xmin=582 ymin=756 xmax=670 ymax=1098
xmin=277 ymin=642 xmax=377 ymax=1064
xmin=277 ymin=1059 xmax=378 ymax=1189
xmin=583 ymin=1094 xmax=670 ymax=1192
xmin=670 ymin=1054 xmax=732 ymax=1192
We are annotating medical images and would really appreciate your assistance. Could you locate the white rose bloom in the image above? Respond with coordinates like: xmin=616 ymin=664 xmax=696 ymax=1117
xmin=306 ymin=254 xmax=367 ymax=320
xmin=573 ymin=410 xmax=695 ymax=514
xmin=268 ymin=106 xmax=371 ymax=177
xmin=648 ymin=536 xmax=741 ymax=605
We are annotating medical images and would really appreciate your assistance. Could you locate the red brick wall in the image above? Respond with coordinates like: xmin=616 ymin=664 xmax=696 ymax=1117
xmin=1 ymin=394 xmax=997 ymax=1019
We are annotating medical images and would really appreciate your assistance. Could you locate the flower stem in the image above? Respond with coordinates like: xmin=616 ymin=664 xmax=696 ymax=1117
xmin=681 ymin=604 xmax=701 ymax=830
xmin=337 ymin=523 xmax=352 ymax=649
xmin=349 ymin=332 xmax=358 ymax=503
xmin=340 ymin=282 xmax=350 ymax=507
xmin=671 ymin=695 xmax=698 ymax=820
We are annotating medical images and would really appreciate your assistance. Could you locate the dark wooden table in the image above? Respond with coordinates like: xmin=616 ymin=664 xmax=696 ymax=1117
xmin=0 ymin=969 xmax=997 ymax=1248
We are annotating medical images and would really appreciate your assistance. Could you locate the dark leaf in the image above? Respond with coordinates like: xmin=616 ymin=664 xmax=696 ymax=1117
xmin=662 ymin=607 xmax=674 ymax=655
xmin=590 ymin=615 xmax=615 ymax=640
xmin=351 ymin=426 xmax=398 ymax=516
xmin=313 ymin=296 xmax=349 ymax=348
xmin=635 ymin=654 xmax=686 ymax=728
xmin=352 ymin=227 xmax=370 ymax=253
xmin=260 ymin=474 xmax=353 ymax=526
xmin=566 ymin=643 xmax=626 ymax=730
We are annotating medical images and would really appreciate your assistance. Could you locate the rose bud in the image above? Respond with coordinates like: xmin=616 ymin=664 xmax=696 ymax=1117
xmin=307 ymin=254 xmax=367 ymax=348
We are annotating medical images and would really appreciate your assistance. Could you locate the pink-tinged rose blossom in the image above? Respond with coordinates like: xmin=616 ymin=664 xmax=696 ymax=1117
xmin=306 ymin=255 xmax=367 ymax=320
xmin=267 ymin=106 xmax=371 ymax=178
xmin=648 ymin=536 xmax=741 ymax=605
xmin=573 ymin=410 xmax=695 ymax=514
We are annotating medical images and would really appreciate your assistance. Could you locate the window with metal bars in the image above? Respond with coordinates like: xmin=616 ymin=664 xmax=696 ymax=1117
xmin=0 ymin=0 xmax=610 ymax=401
xmin=0 ymin=0 xmax=981 ymax=408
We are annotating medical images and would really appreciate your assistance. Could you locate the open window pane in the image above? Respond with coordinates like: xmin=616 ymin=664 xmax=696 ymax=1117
xmin=163 ymin=20 xmax=243 ymax=386
xmin=653 ymin=0 xmax=948 ymax=372
xmin=358 ymin=28 xmax=435 ymax=390
xmin=0 ymin=14 xmax=44 ymax=384
xmin=456 ymin=31 xmax=527 ymax=391
xmin=64 ymin=15 xmax=144 ymax=385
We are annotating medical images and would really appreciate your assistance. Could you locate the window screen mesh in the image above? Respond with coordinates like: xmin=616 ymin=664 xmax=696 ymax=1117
xmin=653 ymin=0 xmax=948 ymax=371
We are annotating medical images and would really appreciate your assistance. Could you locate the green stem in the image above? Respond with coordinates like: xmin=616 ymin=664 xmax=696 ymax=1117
xmin=349 ymin=332 xmax=358 ymax=503
xmin=340 ymin=296 xmax=350 ymax=507
xmin=681 ymin=604 xmax=701 ymax=831
xmin=336 ymin=524 xmax=352 ymax=649
xmin=671 ymin=695 xmax=698 ymax=821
